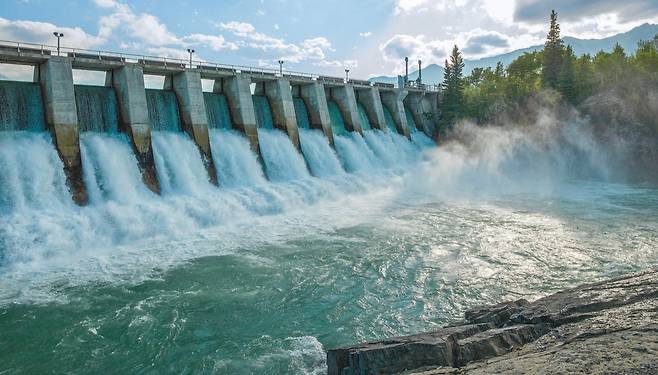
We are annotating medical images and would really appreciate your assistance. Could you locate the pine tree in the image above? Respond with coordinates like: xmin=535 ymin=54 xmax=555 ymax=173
xmin=559 ymin=45 xmax=576 ymax=103
xmin=440 ymin=45 xmax=465 ymax=129
xmin=541 ymin=10 xmax=564 ymax=90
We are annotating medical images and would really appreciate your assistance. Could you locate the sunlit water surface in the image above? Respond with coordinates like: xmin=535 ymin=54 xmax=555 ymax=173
xmin=1 ymin=122 xmax=657 ymax=374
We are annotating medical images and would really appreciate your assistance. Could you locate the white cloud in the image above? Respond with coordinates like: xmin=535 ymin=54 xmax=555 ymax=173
xmin=218 ymin=22 xmax=341 ymax=66
xmin=380 ymin=34 xmax=450 ymax=65
xmin=184 ymin=34 xmax=238 ymax=51
xmin=395 ymin=0 xmax=431 ymax=14
xmin=359 ymin=32 xmax=372 ymax=38
xmin=0 ymin=17 xmax=104 ymax=48
xmin=97 ymin=1 xmax=180 ymax=46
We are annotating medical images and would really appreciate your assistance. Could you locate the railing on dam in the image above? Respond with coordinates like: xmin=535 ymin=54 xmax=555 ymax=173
xmin=0 ymin=39 xmax=438 ymax=91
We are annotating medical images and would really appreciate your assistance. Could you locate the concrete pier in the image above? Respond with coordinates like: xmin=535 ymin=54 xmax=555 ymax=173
xmin=298 ymin=82 xmax=334 ymax=147
xmin=355 ymin=87 xmax=387 ymax=131
xmin=262 ymin=79 xmax=300 ymax=149
xmin=328 ymin=85 xmax=362 ymax=134
xmin=36 ymin=57 xmax=87 ymax=205
xmin=108 ymin=66 xmax=160 ymax=193
xmin=167 ymin=70 xmax=218 ymax=185
xmin=218 ymin=74 xmax=260 ymax=154
xmin=380 ymin=89 xmax=410 ymax=138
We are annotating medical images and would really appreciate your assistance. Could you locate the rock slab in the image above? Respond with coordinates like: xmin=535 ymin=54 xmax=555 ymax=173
xmin=327 ymin=269 xmax=658 ymax=375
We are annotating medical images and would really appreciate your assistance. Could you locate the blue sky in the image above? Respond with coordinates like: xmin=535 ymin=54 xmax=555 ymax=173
xmin=2 ymin=0 xmax=658 ymax=80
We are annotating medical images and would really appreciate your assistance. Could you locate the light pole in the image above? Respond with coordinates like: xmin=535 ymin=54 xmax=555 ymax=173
xmin=345 ymin=69 xmax=350 ymax=82
xmin=53 ymin=32 xmax=64 ymax=56
xmin=187 ymin=48 xmax=195 ymax=69
xmin=278 ymin=60 xmax=284 ymax=76
xmin=404 ymin=56 xmax=409 ymax=85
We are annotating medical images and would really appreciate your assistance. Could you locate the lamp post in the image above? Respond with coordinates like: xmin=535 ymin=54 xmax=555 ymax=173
xmin=187 ymin=48 xmax=195 ymax=69
xmin=278 ymin=60 xmax=284 ymax=76
xmin=53 ymin=32 xmax=64 ymax=56
xmin=404 ymin=56 xmax=409 ymax=85
xmin=345 ymin=69 xmax=350 ymax=82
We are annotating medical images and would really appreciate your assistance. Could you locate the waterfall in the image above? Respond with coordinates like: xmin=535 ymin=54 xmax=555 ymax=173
xmin=74 ymin=85 xmax=120 ymax=133
xmin=258 ymin=128 xmax=309 ymax=181
xmin=204 ymin=92 xmax=232 ymax=130
xmin=151 ymin=131 xmax=213 ymax=195
xmin=209 ymin=129 xmax=267 ymax=187
xmin=404 ymin=107 xmax=418 ymax=133
xmin=390 ymin=131 xmax=421 ymax=162
xmin=146 ymin=89 xmax=182 ymax=132
xmin=0 ymin=81 xmax=46 ymax=132
xmin=252 ymin=95 xmax=274 ymax=129
xmin=80 ymin=133 xmax=152 ymax=205
xmin=382 ymin=105 xmax=398 ymax=134
xmin=0 ymin=132 xmax=71 ymax=213
xmin=363 ymin=129 xmax=402 ymax=167
xmin=357 ymin=103 xmax=371 ymax=131
xmin=293 ymin=98 xmax=310 ymax=129
xmin=299 ymin=128 xmax=343 ymax=177
xmin=327 ymin=100 xmax=348 ymax=136
xmin=333 ymin=132 xmax=382 ymax=173
xmin=411 ymin=131 xmax=435 ymax=149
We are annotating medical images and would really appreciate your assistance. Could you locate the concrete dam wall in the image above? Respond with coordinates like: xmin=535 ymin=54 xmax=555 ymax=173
xmin=0 ymin=49 xmax=441 ymax=205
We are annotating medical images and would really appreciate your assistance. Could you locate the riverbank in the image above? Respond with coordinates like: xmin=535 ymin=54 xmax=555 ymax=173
xmin=328 ymin=269 xmax=658 ymax=374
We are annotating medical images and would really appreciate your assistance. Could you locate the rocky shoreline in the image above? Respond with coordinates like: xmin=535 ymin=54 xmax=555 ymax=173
xmin=327 ymin=269 xmax=658 ymax=374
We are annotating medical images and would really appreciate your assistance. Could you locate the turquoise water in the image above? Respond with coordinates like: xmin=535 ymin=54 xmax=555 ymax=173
xmin=327 ymin=100 xmax=347 ymax=136
xmin=75 ymin=85 xmax=120 ymax=133
xmin=405 ymin=106 xmax=417 ymax=133
xmin=204 ymin=92 xmax=232 ymax=130
xmin=1 ymin=111 xmax=657 ymax=374
xmin=0 ymin=81 xmax=46 ymax=132
xmin=293 ymin=98 xmax=311 ymax=129
xmin=1 ymin=182 xmax=656 ymax=374
xmin=146 ymin=89 xmax=182 ymax=131
xmin=382 ymin=105 xmax=398 ymax=134
xmin=253 ymin=95 xmax=274 ymax=129
xmin=357 ymin=103 xmax=371 ymax=131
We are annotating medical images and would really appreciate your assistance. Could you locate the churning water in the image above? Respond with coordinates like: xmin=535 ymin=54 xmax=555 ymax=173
xmin=0 ymin=110 xmax=657 ymax=374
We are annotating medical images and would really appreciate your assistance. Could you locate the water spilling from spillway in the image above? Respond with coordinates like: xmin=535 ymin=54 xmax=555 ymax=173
xmin=1 ymin=107 xmax=657 ymax=374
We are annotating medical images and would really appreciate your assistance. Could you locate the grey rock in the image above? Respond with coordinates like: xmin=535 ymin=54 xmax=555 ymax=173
xmin=327 ymin=269 xmax=658 ymax=375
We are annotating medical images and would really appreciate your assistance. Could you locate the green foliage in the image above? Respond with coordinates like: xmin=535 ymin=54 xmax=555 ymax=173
xmin=452 ymin=10 xmax=658 ymax=125
xmin=541 ymin=10 xmax=564 ymax=90
xmin=440 ymin=45 xmax=465 ymax=129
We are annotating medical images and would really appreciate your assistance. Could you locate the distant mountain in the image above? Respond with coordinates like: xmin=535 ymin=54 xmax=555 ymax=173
xmin=370 ymin=23 xmax=658 ymax=85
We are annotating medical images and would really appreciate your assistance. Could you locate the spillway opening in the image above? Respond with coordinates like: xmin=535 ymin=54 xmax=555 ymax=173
xmin=74 ymin=85 xmax=120 ymax=133
xmin=0 ymin=80 xmax=47 ymax=132
xmin=404 ymin=105 xmax=418 ymax=133
xmin=382 ymin=105 xmax=399 ymax=134
xmin=204 ymin=92 xmax=233 ymax=130
xmin=146 ymin=89 xmax=183 ymax=132
xmin=0 ymin=63 xmax=34 ymax=82
xmin=252 ymin=95 xmax=274 ymax=129
xmin=144 ymin=74 xmax=166 ymax=90
xmin=357 ymin=102 xmax=372 ymax=131
xmin=72 ymin=69 xmax=106 ymax=86
xmin=293 ymin=98 xmax=311 ymax=130
xmin=327 ymin=100 xmax=348 ymax=136
xmin=201 ymin=78 xmax=215 ymax=93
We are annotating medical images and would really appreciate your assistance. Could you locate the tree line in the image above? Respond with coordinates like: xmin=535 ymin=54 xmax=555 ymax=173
xmin=438 ymin=10 xmax=658 ymax=129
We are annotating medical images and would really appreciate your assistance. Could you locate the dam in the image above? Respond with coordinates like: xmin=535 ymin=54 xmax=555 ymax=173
xmin=0 ymin=40 xmax=440 ymax=205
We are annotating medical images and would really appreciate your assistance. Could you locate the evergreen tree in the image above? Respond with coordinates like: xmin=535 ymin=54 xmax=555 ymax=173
xmin=559 ymin=45 xmax=577 ymax=103
xmin=440 ymin=45 xmax=465 ymax=129
xmin=541 ymin=10 xmax=564 ymax=90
